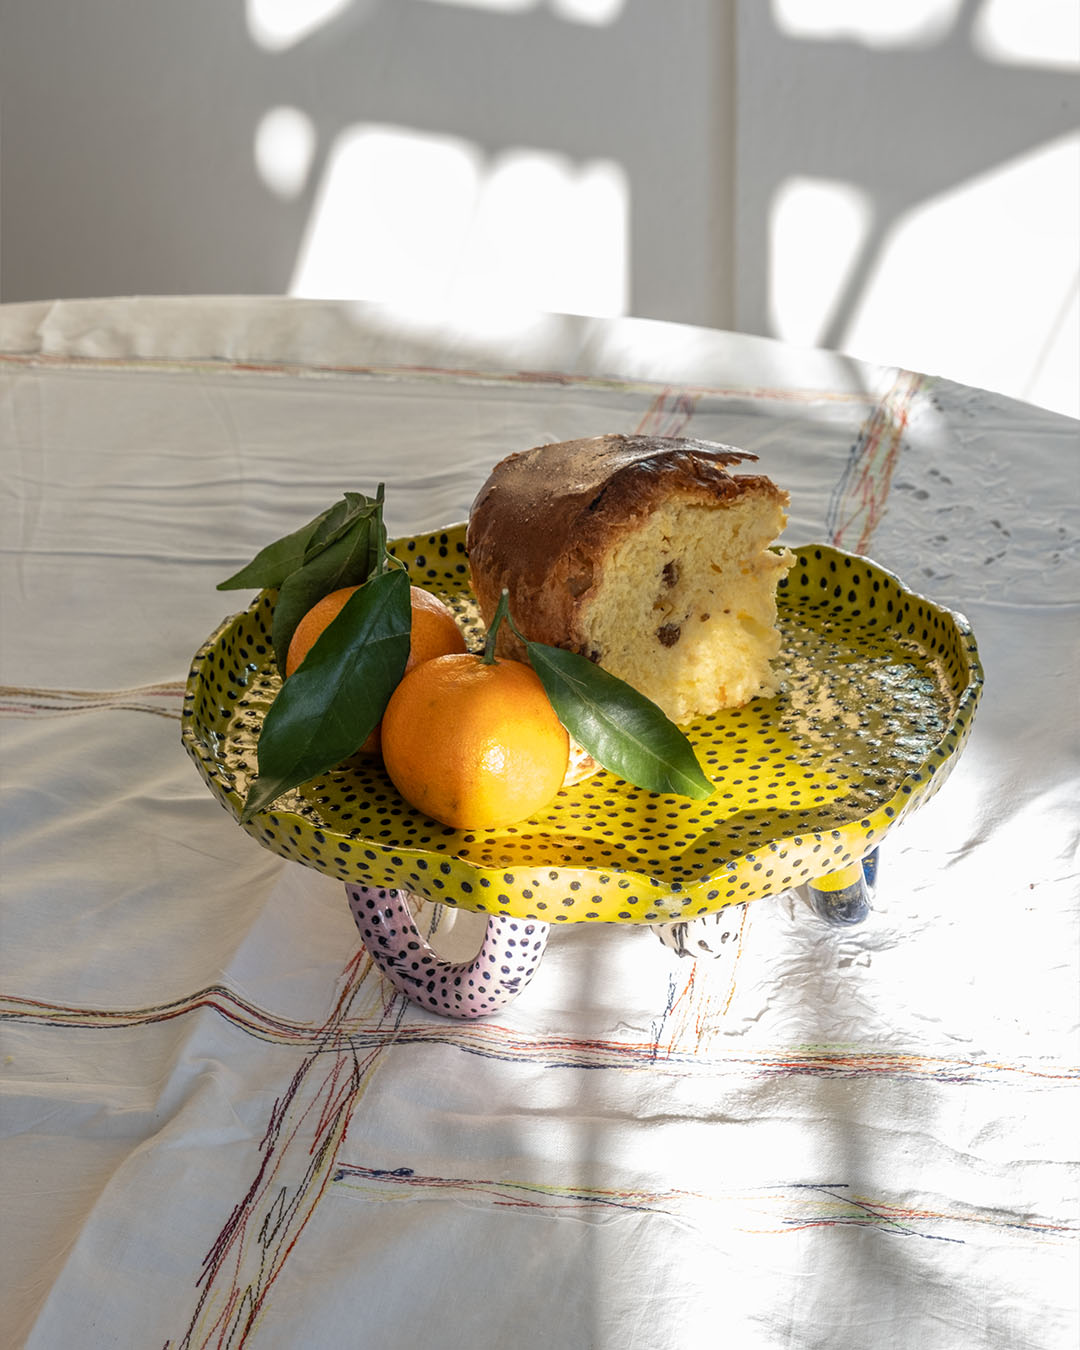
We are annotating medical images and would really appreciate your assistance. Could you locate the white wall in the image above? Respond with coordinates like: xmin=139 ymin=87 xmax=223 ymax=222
xmin=736 ymin=1 xmax=1079 ymax=417
xmin=1 ymin=0 xmax=1076 ymax=415
xmin=0 ymin=0 xmax=734 ymax=327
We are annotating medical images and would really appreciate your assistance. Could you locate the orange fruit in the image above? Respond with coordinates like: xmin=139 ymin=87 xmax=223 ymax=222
xmin=285 ymin=583 xmax=467 ymax=752
xmin=285 ymin=583 xmax=465 ymax=677
xmin=380 ymin=653 xmax=570 ymax=829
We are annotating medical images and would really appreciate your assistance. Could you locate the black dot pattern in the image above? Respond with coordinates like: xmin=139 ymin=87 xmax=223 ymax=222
xmin=345 ymin=884 xmax=548 ymax=1018
xmin=182 ymin=528 xmax=984 ymax=924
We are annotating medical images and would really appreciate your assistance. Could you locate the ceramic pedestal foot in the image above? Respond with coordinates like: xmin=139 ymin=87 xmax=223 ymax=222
xmin=345 ymin=884 xmax=550 ymax=1019
xmin=805 ymin=848 xmax=878 ymax=925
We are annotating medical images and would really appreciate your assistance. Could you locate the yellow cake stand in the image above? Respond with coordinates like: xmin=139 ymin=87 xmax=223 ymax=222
xmin=183 ymin=525 xmax=983 ymax=1018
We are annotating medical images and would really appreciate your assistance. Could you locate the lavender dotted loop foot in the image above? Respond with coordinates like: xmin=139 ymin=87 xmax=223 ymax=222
xmin=345 ymin=884 xmax=550 ymax=1019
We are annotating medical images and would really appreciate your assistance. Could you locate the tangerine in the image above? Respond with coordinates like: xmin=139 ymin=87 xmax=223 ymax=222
xmin=380 ymin=653 xmax=570 ymax=829
xmin=285 ymin=583 xmax=466 ymax=751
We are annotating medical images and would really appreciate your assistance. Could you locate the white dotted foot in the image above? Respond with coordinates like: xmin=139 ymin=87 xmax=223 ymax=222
xmin=345 ymin=885 xmax=549 ymax=1019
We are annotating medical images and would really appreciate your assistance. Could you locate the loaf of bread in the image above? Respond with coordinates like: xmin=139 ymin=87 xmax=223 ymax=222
xmin=467 ymin=434 xmax=792 ymax=725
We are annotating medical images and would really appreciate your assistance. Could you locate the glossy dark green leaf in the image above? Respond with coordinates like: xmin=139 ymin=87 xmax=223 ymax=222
xmin=218 ymin=491 xmax=382 ymax=592
xmin=271 ymin=515 xmax=378 ymax=674
xmin=240 ymin=568 xmax=411 ymax=823
xmin=525 ymin=641 xmax=713 ymax=800
xmin=303 ymin=492 xmax=371 ymax=559
xmin=218 ymin=502 xmax=335 ymax=592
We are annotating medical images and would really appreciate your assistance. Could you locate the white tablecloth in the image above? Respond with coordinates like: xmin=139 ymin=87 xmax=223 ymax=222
xmin=2 ymin=297 xmax=1077 ymax=1349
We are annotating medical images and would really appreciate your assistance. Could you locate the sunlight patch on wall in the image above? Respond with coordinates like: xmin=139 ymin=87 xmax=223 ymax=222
xmin=768 ymin=177 xmax=872 ymax=348
xmin=419 ymin=0 xmax=625 ymax=24
xmin=290 ymin=124 xmax=628 ymax=319
xmin=246 ymin=0 xmax=355 ymax=52
xmin=551 ymin=0 xmax=625 ymax=23
xmin=255 ymin=107 xmax=317 ymax=200
xmin=972 ymin=0 xmax=1080 ymax=71
xmin=839 ymin=134 xmax=1080 ymax=416
xmin=771 ymin=0 xmax=964 ymax=48
xmin=420 ymin=0 xmax=532 ymax=12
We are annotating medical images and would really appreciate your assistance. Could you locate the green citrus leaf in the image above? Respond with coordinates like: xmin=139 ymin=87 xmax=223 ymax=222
xmin=303 ymin=491 xmax=372 ymax=559
xmin=217 ymin=491 xmax=381 ymax=591
xmin=218 ymin=502 xmax=335 ymax=591
xmin=240 ymin=568 xmax=411 ymax=823
xmin=525 ymin=641 xmax=713 ymax=800
xmin=271 ymin=515 xmax=379 ymax=675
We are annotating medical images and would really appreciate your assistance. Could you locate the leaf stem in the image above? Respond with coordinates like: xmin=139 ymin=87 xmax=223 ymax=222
xmin=503 ymin=604 xmax=530 ymax=646
xmin=373 ymin=483 xmax=389 ymax=574
xmin=483 ymin=590 xmax=511 ymax=664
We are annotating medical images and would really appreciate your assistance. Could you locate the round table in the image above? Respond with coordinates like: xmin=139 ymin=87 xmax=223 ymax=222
xmin=2 ymin=296 xmax=1076 ymax=1350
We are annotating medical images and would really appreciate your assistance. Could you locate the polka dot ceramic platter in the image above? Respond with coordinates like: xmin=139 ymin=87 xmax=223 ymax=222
xmin=182 ymin=525 xmax=983 ymax=925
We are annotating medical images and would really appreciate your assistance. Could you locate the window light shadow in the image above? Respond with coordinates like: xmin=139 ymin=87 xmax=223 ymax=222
xmin=744 ymin=0 xmax=1080 ymax=416
xmin=289 ymin=123 xmax=629 ymax=321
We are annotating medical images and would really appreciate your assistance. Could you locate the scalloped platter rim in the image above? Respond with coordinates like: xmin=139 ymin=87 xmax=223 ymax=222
xmin=182 ymin=524 xmax=983 ymax=924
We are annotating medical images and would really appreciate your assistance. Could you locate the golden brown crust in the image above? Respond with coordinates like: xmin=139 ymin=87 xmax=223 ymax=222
xmin=467 ymin=433 xmax=788 ymax=661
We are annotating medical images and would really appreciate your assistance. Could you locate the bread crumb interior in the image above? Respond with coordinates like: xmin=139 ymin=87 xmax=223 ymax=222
xmin=579 ymin=498 xmax=792 ymax=724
